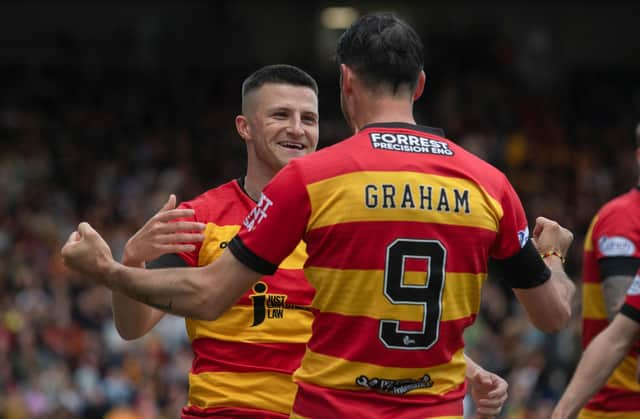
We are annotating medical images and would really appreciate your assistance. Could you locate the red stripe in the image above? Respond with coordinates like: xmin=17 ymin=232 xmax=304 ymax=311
xmin=293 ymin=380 xmax=465 ymax=419
xmin=308 ymin=312 xmax=474 ymax=368
xmin=191 ymin=338 xmax=305 ymax=375
xmin=585 ymin=385 xmax=640 ymax=412
xmin=305 ymin=221 xmax=495 ymax=273
xmin=182 ymin=405 xmax=287 ymax=419
xmin=581 ymin=251 xmax=600 ymax=283
xmin=581 ymin=318 xmax=609 ymax=347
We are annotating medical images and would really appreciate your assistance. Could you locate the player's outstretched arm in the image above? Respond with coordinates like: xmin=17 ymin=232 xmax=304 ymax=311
xmin=112 ymin=194 xmax=205 ymax=339
xmin=465 ymin=355 xmax=508 ymax=419
xmin=62 ymin=222 xmax=259 ymax=320
xmin=513 ymin=217 xmax=576 ymax=333
xmin=551 ymin=314 xmax=640 ymax=419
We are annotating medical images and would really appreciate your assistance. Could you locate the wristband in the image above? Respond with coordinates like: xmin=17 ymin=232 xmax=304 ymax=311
xmin=540 ymin=250 xmax=566 ymax=264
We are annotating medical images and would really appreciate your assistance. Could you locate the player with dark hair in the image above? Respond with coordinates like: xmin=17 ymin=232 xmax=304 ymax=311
xmin=112 ymin=64 xmax=319 ymax=418
xmin=571 ymin=122 xmax=640 ymax=418
xmin=62 ymin=13 xmax=574 ymax=418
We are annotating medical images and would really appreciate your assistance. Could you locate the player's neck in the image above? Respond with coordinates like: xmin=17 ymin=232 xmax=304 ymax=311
xmin=244 ymin=166 xmax=276 ymax=202
xmin=351 ymin=96 xmax=416 ymax=133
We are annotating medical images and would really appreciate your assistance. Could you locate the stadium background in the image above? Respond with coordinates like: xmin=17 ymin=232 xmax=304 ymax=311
xmin=1 ymin=1 xmax=639 ymax=418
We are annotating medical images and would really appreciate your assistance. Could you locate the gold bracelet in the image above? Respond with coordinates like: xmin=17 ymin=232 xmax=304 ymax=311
xmin=541 ymin=250 xmax=566 ymax=264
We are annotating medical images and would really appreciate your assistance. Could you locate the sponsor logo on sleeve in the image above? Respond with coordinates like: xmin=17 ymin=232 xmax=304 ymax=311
xmin=517 ymin=227 xmax=530 ymax=248
xmin=243 ymin=193 xmax=273 ymax=232
xmin=627 ymin=274 xmax=640 ymax=296
xmin=597 ymin=236 xmax=636 ymax=257
xmin=369 ymin=132 xmax=454 ymax=156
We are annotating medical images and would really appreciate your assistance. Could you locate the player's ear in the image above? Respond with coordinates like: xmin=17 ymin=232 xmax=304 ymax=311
xmin=235 ymin=114 xmax=251 ymax=142
xmin=413 ymin=71 xmax=426 ymax=102
xmin=340 ymin=64 xmax=353 ymax=94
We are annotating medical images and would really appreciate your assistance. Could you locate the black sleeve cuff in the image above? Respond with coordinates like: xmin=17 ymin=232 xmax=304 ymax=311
xmin=489 ymin=240 xmax=552 ymax=289
xmin=620 ymin=303 xmax=640 ymax=324
xmin=228 ymin=235 xmax=277 ymax=275
xmin=600 ymin=257 xmax=640 ymax=278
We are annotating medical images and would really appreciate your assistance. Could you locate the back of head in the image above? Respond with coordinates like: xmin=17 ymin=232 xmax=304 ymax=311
xmin=241 ymin=64 xmax=318 ymax=113
xmin=336 ymin=12 xmax=424 ymax=95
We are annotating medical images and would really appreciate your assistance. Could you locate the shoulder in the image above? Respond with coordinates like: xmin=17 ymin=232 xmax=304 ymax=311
xmin=594 ymin=190 xmax=640 ymax=229
xmin=178 ymin=179 xmax=247 ymax=220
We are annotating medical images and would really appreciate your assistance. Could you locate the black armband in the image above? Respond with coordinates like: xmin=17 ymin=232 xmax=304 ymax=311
xmin=600 ymin=257 xmax=640 ymax=279
xmin=490 ymin=240 xmax=552 ymax=289
xmin=228 ymin=236 xmax=277 ymax=275
xmin=620 ymin=303 xmax=640 ymax=324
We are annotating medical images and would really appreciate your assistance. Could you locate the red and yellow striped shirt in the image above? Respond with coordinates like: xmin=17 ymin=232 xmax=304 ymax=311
xmin=233 ymin=123 xmax=537 ymax=418
xmin=176 ymin=180 xmax=315 ymax=418
xmin=581 ymin=188 xmax=640 ymax=419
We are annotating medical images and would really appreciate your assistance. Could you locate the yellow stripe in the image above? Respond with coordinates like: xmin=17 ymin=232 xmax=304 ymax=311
xmin=186 ymin=305 xmax=312 ymax=343
xmin=295 ymin=348 xmax=466 ymax=395
xmin=188 ymin=371 xmax=295 ymax=414
xmin=582 ymin=283 xmax=607 ymax=320
xmin=579 ymin=409 xmax=640 ymax=419
xmin=583 ymin=215 xmax=598 ymax=252
xmin=306 ymin=171 xmax=503 ymax=231
xmin=279 ymin=241 xmax=308 ymax=269
xmin=198 ymin=222 xmax=307 ymax=268
xmin=306 ymin=267 xmax=485 ymax=322
xmin=606 ymin=354 xmax=640 ymax=392
xmin=198 ymin=223 xmax=240 ymax=265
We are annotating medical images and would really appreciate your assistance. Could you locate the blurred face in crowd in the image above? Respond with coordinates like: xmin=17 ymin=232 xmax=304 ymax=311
xmin=236 ymin=82 xmax=319 ymax=175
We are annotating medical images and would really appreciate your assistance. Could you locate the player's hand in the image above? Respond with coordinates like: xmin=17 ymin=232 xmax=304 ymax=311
xmin=61 ymin=222 xmax=115 ymax=282
xmin=123 ymin=194 xmax=206 ymax=266
xmin=531 ymin=216 xmax=573 ymax=257
xmin=468 ymin=368 xmax=508 ymax=419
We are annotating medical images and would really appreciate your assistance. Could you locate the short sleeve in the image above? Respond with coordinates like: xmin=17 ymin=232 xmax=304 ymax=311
xmin=229 ymin=161 xmax=311 ymax=274
xmin=489 ymin=176 xmax=550 ymax=289
xmin=490 ymin=176 xmax=531 ymax=260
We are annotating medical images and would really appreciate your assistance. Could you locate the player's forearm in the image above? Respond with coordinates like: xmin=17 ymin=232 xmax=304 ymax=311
xmin=103 ymin=261 xmax=218 ymax=319
xmin=543 ymin=257 xmax=575 ymax=331
xmin=515 ymin=257 xmax=575 ymax=333
xmin=111 ymin=291 xmax=164 ymax=339
xmin=111 ymin=259 xmax=165 ymax=339
xmin=553 ymin=326 xmax=629 ymax=418
xmin=464 ymin=354 xmax=481 ymax=378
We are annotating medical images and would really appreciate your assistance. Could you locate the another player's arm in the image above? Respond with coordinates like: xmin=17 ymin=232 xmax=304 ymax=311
xmin=111 ymin=194 xmax=206 ymax=335
xmin=112 ymin=254 xmax=187 ymax=339
xmin=513 ymin=253 xmax=575 ymax=333
xmin=600 ymin=257 xmax=639 ymax=321
xmin=62 ymin=221 xmax=262 ymax=319
xmin=117 ymin=248 xmax=260 ymax=320
xmin=552 ymin=312 xmax=640 ymax=419
xmin=493 ymin=217 xmax=575 ymax=334
xmin=464 ymin=355 xmax=508 ymax=419
xmin=602 ymin=275 xmax=634 ymax=321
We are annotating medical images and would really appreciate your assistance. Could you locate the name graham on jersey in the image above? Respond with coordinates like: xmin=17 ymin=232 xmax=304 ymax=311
xmin=364 ymin=183 xmax=470 ymax=214
xmin=369 ymin=132 xmax=454 ymax=155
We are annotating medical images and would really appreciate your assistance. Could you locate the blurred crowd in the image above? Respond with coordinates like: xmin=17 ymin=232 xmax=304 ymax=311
xmin=1 ymin=23 xmax=639 ymax=419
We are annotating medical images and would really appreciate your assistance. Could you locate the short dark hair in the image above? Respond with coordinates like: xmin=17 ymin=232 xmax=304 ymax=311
xmin=241 ymin=64 xmax=318 ymax=112
xmin=336 ymin=12 xmax=424 ymax=94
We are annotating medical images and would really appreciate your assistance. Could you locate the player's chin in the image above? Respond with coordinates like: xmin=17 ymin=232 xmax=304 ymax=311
xmin=277 ymin=148 xmax=309 ymax=161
